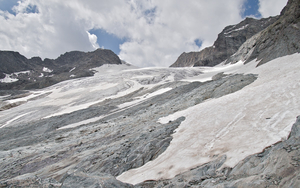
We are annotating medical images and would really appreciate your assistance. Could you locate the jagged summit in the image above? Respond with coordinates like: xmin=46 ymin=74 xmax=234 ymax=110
xmin=244 ymin=0 xmax=300 ymax=65
xmin=226 ymin=0 xmax=300 ymax=66
xmin=170 ymin=16 xmax=278 ymax=67
xmin=0 ymin=49 xmax=122 ymax=90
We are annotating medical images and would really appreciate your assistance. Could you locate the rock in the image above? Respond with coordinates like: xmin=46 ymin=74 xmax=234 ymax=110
xmin=61 ymin=171 xmax=133 ymax=188
xmin=170 ymin=16 xmax=278 ymax=67
xmin=0 ymin=49 xmax=122 ymax=90
xmin=246 ymin=0 xmax=300 ymax=66
xmin=227 ymin=0 xmax=300 ymax=66
xmin=212 ymin=72 xmax=226 ymax=80
xmin=135 ymin=155 xmax=228 ymax=188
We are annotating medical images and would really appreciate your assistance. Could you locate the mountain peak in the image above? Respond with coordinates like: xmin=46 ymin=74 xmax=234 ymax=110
xmin=0 ymin=49 xmax=122 ymax=89
xmin=170 ymin=16 xmax=278 ymax=67
xmin=242 ymin=0 xmax=300 ymax=66
xmin=171 ymin=0 xmax=300 ymax=68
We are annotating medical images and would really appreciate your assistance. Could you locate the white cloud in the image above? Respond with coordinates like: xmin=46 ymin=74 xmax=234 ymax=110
xmin=259 ymin=0 xmax=288 ymax=17
xmin=86 ymin=31 xmax=99 ymax=49
xmin=0 ymin=0 xmax=272 ymax=67
xmin=118 ymin=0 xmax=245 ymax=67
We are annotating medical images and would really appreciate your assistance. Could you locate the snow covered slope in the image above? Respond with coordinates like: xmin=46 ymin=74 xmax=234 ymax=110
xmin=0 ymin=64 xmax=203 ymax=127
xmin=117 ymin=53 xmax=300 ymax=184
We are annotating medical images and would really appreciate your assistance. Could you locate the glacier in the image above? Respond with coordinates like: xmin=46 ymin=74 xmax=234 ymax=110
xmin=0 ymin=53 xmax=300 ymax=186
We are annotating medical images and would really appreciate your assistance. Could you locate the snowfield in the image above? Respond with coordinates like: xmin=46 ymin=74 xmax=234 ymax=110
xmin=0 ymin=64 xmax=203 ymax=128
xmin=0 ymin=54 xmax=300 ymax=185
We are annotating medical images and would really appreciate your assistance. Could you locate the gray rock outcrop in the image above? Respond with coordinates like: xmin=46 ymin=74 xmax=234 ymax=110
xmin=245 ymin=0 xmax=300 ymax=66
xmin=170 ymin=16 xmax=278 ymax=67
xmin=0 ymin=49 xmax=122 ymax=90
xmin=227 ymin=0 xmax=300 ymax=66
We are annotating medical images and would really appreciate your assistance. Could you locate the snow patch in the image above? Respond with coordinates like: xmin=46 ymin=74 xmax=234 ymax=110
xmin=69 ymin=67 xmax=76 ymax=72
xmin=181 ymin=60 xmax=246 ymax=83
xmin=0 ymin=74 xmax=19 ymax=83
xmin=57 ymin=116 xmax=104 ymax=130
xmin=118 ymin=88 xmax=172 ymax=109
xmin=15 ymin=70 xmax=30 ymax=76
xmin=0 ymin=71 xmax=30 ymax=83
xmin=0 ymin=112 xmax=31 ymax=129
xmin=43 ymin=67 xmax=53 ymax=73
xmin=224 ymin=24 xmax=248 ymax=35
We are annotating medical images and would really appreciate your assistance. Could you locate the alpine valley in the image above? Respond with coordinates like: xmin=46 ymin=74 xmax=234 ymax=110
xmin=1 ymin=0 xmax=300 ymax=187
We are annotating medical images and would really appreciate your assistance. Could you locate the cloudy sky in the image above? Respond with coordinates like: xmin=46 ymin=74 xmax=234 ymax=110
xmin=0 ymin=0 xmax=288 ymax=67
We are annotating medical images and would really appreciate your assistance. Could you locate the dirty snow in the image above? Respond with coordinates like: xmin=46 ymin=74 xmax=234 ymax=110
xmin=57 ymin=116 xmax=104 ymax=130
xmin=117 ymin=53 xmax=300 ymax=184
xmin=0 ymin=64 xmax=203 ymax=129
xmin=181 ymin=60 xmax=245 ymax=82
xmin=0 ymin=112 xmax=31 ymax=129
xmin=118 ymin=87 xmax=172 ymax=109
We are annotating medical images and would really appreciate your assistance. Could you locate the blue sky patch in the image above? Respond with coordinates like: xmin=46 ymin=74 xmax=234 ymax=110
xmin=0 ymin=0 xmax=39 ymax=15
xmin=143 ymin=7 xmax=157 ymax=24
xmin=25 ymin=4 xmax=39 ymax=14
xmin=194 ymin=39 xmax=202 ymax=48
xmin=89 ymin=29 xmax=127 ymax=55
xmin=0 ymin=0 xmax=19 ymax=15
xmin=242 ymin=0 xmax=262 ymax=18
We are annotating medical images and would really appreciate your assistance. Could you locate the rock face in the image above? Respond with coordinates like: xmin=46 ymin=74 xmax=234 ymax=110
xmin=170 ymin=16 xmax=278 ymax=67
xmin=173 ymin=0 xmax=300 ymax=68
xmin=0 ymin=49 xmax=122 ymax=90
xmin=227 ymin=0 xmax=300 ymax=66
xmin=245 ymin=0 xmax=300 ymax=66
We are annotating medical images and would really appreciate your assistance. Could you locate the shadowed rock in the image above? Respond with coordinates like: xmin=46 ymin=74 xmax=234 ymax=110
xmin=0 ymin=49 xmax=122 ymax=90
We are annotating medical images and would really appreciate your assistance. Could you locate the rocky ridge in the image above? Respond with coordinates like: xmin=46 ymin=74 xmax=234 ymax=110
xmin=0 ymin=49 xmax=121 ymax=90
xmin=244 ymin=0 xmax=300 ymax=66
xmin=170 ymin=16 xmax=278 ymax=67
